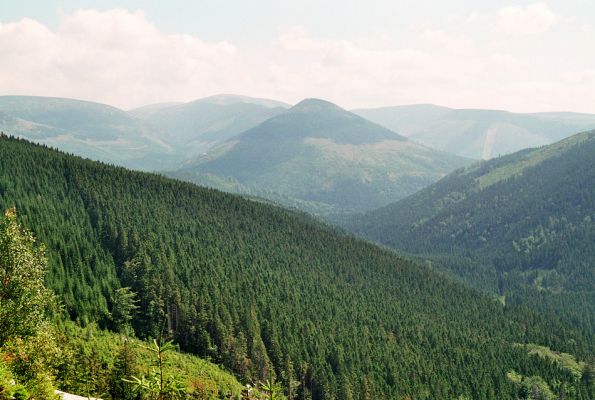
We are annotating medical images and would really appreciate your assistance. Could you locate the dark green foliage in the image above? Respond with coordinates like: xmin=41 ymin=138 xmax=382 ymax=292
xmin=0 ymin=135 xmax=592 ymax=399
xmin=109 ymin=338 xmax=140 ymax=400
xmin=349 ymin=130 xmax=595 ymax=346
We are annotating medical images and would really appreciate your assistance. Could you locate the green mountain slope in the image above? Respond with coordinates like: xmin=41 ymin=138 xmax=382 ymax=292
xmin=0 ymin=95 xmax=176 ymax=170
xmin=1 ymin=135 xmax=593 ymax=399
xmin=349 ymin=130 xmax=595 ymax=334
xmin=129 ymin=94 xmax=289 ymax=156
xmin=354 ymin=105 xmax=595 ymax=159
xmin=179 ymin=99 xmax=471 ymax=214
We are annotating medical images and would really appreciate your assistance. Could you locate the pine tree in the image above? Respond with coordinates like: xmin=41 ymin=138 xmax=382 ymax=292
xmin=109 ymin=337 xmax=139 ymax=400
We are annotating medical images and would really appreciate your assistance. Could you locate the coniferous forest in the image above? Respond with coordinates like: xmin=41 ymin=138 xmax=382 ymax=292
xmin=1 ymin=134 xmax=594 ymax=399
xmin=348 ymin=131 xmax=595 ymax=343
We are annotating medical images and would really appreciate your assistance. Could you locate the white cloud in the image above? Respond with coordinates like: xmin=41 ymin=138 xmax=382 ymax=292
xmin=561 ymin=69 xmax=595 ymax=84
xmin=495 ymin=3 xmax=558 ymax=35
xmin=0 ymin=9 xmax=238 ymax=109
xmin=0 ymin=6 xmax=593 ymax=113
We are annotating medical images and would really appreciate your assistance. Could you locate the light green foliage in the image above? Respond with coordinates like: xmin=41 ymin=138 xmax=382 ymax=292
xmin=507 ymin=371 xmax=556 ymax=400
xmin=125 ymin=338 xmax=187 ymax=400
xmin=2 ymin=327 xmax=62 ymax=399
xmin=125 ymin=371 xmax=186 ymax=400
xmin=524 ymin=344 xmax=585 ymax=379
xmin=259 ymin=378 xmax=284 ymax=400
xmin=108 ymin=337 xmax=138 ymax=400
xmin=111 ymin=287 xmax=139 ymax=333
xmin=0 ymin=208 xmax=61 ymax=399
xmin=0 ymin=360 xmax=29 ymax=400
xmin=56 ymin=321 xmax=246 ymax=399
xmin=0 ymin=208 xmax=56 ymax=344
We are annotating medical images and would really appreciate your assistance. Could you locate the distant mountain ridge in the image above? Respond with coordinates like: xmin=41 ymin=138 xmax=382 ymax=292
xmin=5 ymin=94 xmax=594 ymax=219
xmin=129 ymin=94 xmax=289 ymax=157
xmin=0 ymin=95 xmax=174 ymax=169
xmin=176 ymin=98 xmax=471 ymax=213
xmin=354 ymin=104 xmax=595 ymax=159
xmin=0 ymin=94 xmax=290 ymax=171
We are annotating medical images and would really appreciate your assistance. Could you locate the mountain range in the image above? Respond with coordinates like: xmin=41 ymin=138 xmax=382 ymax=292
xmin=2 ymin=93 xmax=595 ymax=219
xmin=175 ymin=98 xmax=471 ymax=213
xmin=0 ymin=95 xmax=177 ymax=170
xmin=128 ymin=94 xmax=289 ymax=157
xmin=354 ymin=104 xmax=595 ymax=159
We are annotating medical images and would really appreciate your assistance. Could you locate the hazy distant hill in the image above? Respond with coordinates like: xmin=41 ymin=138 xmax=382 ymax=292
xmin=354 ymin=105 xmax=595 ymax=159
xmin=129 ymin=94 xmax=289 ymax=156
xmin=0 ymin=95 xmax=175 ymax=169
xmin=349 ymin=130 xmax=595 ymax=331
xmin=0 ymin=94 xmax=292 ymax=171
xmin=177 ymin=98 xmax=471 ymax=214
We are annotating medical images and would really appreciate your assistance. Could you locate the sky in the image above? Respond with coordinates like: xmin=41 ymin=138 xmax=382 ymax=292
xmin=1 ymin=1 xmax=594 ymax=112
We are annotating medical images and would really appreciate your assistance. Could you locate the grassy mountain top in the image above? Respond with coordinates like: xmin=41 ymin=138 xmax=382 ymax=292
xmin=196 ymin=94 xmax=290 ymax=108
xmin=0 ymin=95 xmax=138 ymax=139
xmin=471 ymin=130 xmax=594 ymax=189
xmin=0 ymin=95 xmax=173 ymax=170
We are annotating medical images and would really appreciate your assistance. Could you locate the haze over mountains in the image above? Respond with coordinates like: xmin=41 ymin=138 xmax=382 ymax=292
xmin=0 ymin=94 xmax=291 ymax=170
xmin=0 ymin=95 xmax=174 ymax=169
xmin=129 ymin=94 xmax=289 ymax=157
xmin=4 ymin=93 xmax=595 ymax=217
xmin=175 ymin=98 xmax=471 ymax=213
xmin=354 ymin=104 xmax=595 ymax=159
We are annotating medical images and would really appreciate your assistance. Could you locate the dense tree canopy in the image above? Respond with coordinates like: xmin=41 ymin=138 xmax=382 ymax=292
xmin=0 ymin=134 xmax=593 ymax=399
xmin=349 ymin=130 xmax=595 ymax=340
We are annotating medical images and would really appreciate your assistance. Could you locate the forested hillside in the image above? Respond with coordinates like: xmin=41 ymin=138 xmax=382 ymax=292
xmin=349 ymin=130 xmax=595 ymax=339
xmin=1 ymin=135 xmax=593 ymax=399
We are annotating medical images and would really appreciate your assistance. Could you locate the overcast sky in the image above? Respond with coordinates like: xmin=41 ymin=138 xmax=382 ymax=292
xmin=1 ymin=1 xmax=594 ymax=112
